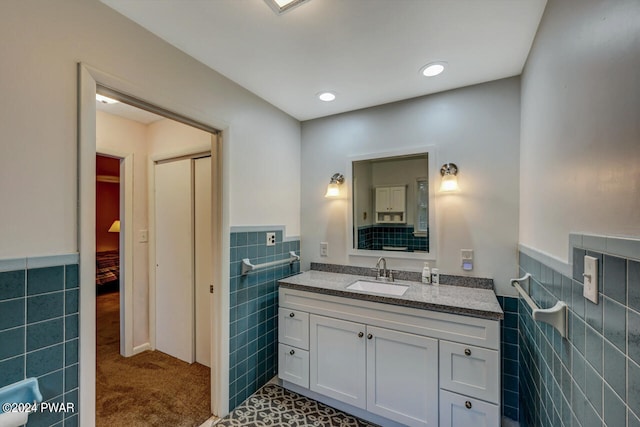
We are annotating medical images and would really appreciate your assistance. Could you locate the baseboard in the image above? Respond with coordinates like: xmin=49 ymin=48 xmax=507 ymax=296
xmin=132 ymin=343 xmax=151 ymax=355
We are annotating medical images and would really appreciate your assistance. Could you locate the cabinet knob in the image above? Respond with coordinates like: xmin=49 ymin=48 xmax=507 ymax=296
xmin=289 ymin=349 xmax=295 ymax=355
xmin=289 ymin=312 xmax=295 ymax=318
xmin=358 ymin=332 xmax=364 ymax=338
xmin=465 ymin=401 xmax=472 ymax=409
xmin=367 ymin=334 xmax=373 ymax=340
xmin=464 ymin=348 xmax=471 ymax=356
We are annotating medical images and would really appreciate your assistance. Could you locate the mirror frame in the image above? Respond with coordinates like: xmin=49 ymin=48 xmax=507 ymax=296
xmin=346 ymin=146 xmax=437 ymax=260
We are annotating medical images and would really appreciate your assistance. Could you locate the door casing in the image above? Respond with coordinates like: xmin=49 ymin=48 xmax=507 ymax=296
xmin=78 ymin=63 xmax=229 ymax=425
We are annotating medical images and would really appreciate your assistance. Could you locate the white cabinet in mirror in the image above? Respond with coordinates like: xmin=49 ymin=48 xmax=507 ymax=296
xmin=347 ymin=147 xmax=437 ymax=260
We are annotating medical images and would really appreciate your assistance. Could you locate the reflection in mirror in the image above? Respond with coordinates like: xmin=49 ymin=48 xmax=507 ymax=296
xmin=353 ymin=153 xmax=429 ymax=253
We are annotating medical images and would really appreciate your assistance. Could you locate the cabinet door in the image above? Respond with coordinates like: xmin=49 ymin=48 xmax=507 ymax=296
xmin=366 ymin=326 xmax=438 ymax=427
xmin=388 ymin=186 xmax=406 ymax=212
xmin=439 ymin=389 xmax=500 ymax=427
xmin=375 ymin=187 xmax=390 ymax=212
xmin=309 ymin=314 xmax=366 ymax=409
xmin=279 ymin=344 xmax=309 ymax=388
xmin=279 ymin=308 xmax=309 ymax=350
xmin=439 ymin=341 xmax=499 ymax=403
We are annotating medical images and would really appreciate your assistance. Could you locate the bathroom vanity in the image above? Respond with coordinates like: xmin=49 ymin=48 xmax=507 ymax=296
xmin=277 ymin=270 xmax=503 ymax=427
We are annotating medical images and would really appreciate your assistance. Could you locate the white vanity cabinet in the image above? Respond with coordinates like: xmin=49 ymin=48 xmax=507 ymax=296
xmin=308 ymin=314 xmax=439 ymax=426
xmin=278 ymin=308 xmax=310 ymax=388
xmin=365 ymin=325 xmax=439 ymax=425
xmin=439 ymin=390 xmax=501 ymax=427
xmin=309 ymin=315 xmax=367 ymax=408
xmin=278 ymin=286 xmax=501 ymax=427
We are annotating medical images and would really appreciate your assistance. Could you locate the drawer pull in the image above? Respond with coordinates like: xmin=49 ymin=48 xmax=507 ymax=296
xmin=465 ymin=401 xmax=472 ymax=409
xmin=358 ymin=332 xmax=364 ymax=338
xmin=464 ymin=348 xmax=472 ymax=356
xmin=289 ymin=349 xmax=295 ymax=355
xmin=367 ymin=334 xmax=373 ymax=340
xmin=289 ymin=312 xmax=295 ymax=317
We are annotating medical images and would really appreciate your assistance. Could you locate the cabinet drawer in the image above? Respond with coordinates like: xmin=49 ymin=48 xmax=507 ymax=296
xmin=439 ymin=340 xmax=499 ymax=403
xmin=278 ymin=344 xmax=309 ymax=388
xmin=279 ymin=308 xmax=309 ymax=350
xmin=439 ymin=389 xmax=500 ymax=427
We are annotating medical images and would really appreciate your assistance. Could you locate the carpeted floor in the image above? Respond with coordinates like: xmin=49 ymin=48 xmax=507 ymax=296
xmin=216 ymin=383 xmax=379 ymax=427
xmin=96 ymin=291 xmax=212 ymax=426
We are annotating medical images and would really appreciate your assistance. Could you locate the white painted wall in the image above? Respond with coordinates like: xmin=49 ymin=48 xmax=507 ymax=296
xmin=519 ymin=0 xmax=640 ymax=261
xmin=96 ymin=111 xmax=150 ymax=347
xmin=301 ymin=78 xmax=521 ymax=294
xmin=0 ymin=0 xmax=300 ymax=260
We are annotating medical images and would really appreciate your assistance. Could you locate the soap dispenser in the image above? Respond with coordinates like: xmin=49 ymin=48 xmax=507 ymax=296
xmin=422 ymin=262 xmax=431 ymax=284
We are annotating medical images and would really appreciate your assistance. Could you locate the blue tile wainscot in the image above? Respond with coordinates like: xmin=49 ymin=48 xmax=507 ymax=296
xmin=228 ymin=229 xmax=300 ymax=410
xmin=498 ymin=295 xmax=520 ymax=422
xmin=518 ymin=235 xmax=640 ymax=427
xmin=0 ymin=256 xmax=79 ymax=427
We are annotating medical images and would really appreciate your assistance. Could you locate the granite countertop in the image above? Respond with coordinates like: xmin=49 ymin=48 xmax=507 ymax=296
xmin=279 ymin=270 xmax=504 ymax=320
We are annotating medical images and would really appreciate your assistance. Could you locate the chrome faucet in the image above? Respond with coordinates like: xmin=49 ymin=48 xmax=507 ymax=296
xmin=375 ymin=257 xmax=393 ymax=282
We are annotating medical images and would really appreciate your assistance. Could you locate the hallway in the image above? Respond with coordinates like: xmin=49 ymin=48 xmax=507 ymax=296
xmin=96 ymin=292 xmax=211 ymax=426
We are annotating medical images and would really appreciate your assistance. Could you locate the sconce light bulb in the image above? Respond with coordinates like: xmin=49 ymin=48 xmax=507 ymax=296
xmin=325 ymin=183 xmax=340 ymax=198
xmin=440 ymin=174 xmax=459 ymax=192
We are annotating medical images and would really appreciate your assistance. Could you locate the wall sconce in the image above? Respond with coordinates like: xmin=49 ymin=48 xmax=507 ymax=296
xmin=439 ymin=163 xmax=459 ymax=192
xmin=325 ymin=173 xmax=344 ymax=198
xmin=108 ymin=220 xmax=120 ymax=233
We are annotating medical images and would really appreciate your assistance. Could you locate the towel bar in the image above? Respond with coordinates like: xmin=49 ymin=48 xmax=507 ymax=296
xmin=510 ymin=273 xmax=568 ymax=338
xmin=242 ymin=251 xmax=300 ymax=275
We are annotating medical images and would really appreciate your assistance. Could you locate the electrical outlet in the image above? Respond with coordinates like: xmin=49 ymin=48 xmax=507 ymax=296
xmin=320 ymin=242 xmax=329 ymax=257
xmin=583 ymin=255 xmax=599 ymax=304
xmin=266 ymin=232 xmax=276 ymax=246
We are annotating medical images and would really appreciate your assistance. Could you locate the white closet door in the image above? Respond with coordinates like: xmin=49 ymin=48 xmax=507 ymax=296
xmin=194 ymin=157 xmax=212 ymax=367
xmin=155 ymin=159 xmax=194 ymax=363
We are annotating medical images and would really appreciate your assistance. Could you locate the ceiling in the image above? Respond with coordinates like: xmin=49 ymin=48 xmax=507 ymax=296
xmin=101 ymin=0 xmax=547 ymax=121
xmin=96 ymin=99 xmax=164 ymax=125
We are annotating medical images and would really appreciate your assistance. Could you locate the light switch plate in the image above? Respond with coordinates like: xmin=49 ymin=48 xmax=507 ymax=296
xmin=139 ymin=230 xmax=148 ymax=243
xmin=461 ymin=249 xmax=473 ymax=271
xmin=320 ymin=242 xmax=328 ymax=257
xmin=583 ymin=255 xmax=598 ymax=304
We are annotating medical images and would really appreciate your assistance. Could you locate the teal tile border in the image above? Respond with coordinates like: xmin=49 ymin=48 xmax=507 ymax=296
xmin=0 ymin=258 xmax=27 ymax=273
xmin=0 ymin=253 xmax=79 ymax=272
xmin=229 ymin=225 xmax=300 ymax=242
xmin=519 ymin=234 xmax=640 ymax=280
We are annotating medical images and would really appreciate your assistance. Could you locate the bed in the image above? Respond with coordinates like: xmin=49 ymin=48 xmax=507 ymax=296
xmin=96 ymin=250 xmax=119 ymax=287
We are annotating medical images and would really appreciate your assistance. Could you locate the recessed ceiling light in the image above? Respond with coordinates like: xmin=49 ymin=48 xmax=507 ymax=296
xmin=317 ymin=92 xmax=336 ymax=102
xmin=420 ymin=62 xmax=447 ymax=77
xmin=264 ymin=0 xmax=311 ymax=15
xmin=96 ymin=94 xmax=119 ymax=104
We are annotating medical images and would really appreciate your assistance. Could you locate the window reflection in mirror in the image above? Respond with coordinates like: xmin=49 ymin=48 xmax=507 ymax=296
xmin=352 ymin=153 xmax=429 ymax=253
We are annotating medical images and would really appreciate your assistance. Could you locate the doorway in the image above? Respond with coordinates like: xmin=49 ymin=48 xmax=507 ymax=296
xmin=79 ymin=63 xmax=226 ymax=426
xmin=94 ymin=103 xmax=215 ymax=426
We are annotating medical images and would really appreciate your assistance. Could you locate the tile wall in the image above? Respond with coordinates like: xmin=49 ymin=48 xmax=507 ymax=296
xmin=357 ymin=225 xmax=428 ymax=252
xmin=0 ymin=259 xmax=80 ymax=427
xmin=228 ymin=229 xmax=300 ymax=410
xmin=518 ymin=243 xmax=640 ymax=427
xmin=498 ymin=295 xmax=521 ymax=421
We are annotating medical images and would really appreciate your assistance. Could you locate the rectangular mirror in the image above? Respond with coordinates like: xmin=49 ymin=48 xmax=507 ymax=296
xmin=348 ymin=149 xmax=436 ymax=260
